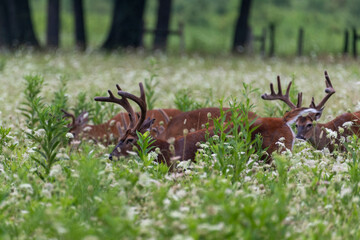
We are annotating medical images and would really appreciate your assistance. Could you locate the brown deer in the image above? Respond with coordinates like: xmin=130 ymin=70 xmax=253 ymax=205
xmin=295 ymin=71 xmax=360 ymax=152
xmin=63 ymin=85 xmax=181 ymax=145
xmin=100 ymin=81 xmax=319 ymax=165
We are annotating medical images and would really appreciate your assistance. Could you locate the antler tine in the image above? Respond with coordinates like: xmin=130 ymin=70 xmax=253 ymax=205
xmin=94 ymin=88 xmax=136 ymax=128
xmin=261 ymin=75 xmax=297 ymax=109
xmin=61 ymin=109 xmax=75 ymax=126
xmin=308 ymin=71 xmax=336 ymax=110
xmin=118 ymin=83 xmax=147 ymax=131
xmin=296 ymin=92 xmax=303 ymax=108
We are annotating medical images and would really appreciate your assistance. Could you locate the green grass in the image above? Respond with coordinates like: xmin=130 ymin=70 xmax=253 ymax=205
xmin=1 ymin=52 xmax=360 ymax=239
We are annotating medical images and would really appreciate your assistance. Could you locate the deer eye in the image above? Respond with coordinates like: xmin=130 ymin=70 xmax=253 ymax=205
xmin=126 ymin=139 xmax=134 ymax=144
xmin=295 ymin=124 xmax=298 ymax=128
xmin=306 ymin=123 xmax=313 ymax=128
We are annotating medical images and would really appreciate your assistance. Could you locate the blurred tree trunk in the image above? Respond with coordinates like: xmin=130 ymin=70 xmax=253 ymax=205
xmin=46 ymin=0 xmax=60 ymax=48
xmin=102 ymin=0 xmax=146 ymax=50
xmin=0 ymin=0 xmax=39 ymax=48
xmin=0 ymin=0 xmax=12 ymax=48
xmin=7 ymin=0 xmax=39 ymax=48
xmin=73 ymin=0 xmax=86 ymax=51
xmin=232 ymin=0 xmax=252 ymax=54
xmin=153 ymin=0 xmax=172 ymax=51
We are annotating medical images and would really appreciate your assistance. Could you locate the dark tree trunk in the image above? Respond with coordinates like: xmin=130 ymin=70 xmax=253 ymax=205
xmin=102 ymin=0 xmax=146 ymax=50
xmin=232 ymin=0 xmax=252 ymax=53
xmin=153 ymin=0 xmax=172 ymax=51
xmin=73 ymin=0 xmax=86 ymax=51
xmin=46 ymin=0 xmax=60 ymax=48
xmin=0 ymin=0 xmax=39 ymax=48
xmin=0 ymin=0 xmax=12 ymax=48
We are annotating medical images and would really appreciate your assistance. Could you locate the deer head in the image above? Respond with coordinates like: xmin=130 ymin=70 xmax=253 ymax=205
xmin=295 ymin=71 xmax=335 ymax=140
xmin=62 ymin=109 xmax=89 ymax=140
xmin=95 ymin=83 xmax=155 ymax=160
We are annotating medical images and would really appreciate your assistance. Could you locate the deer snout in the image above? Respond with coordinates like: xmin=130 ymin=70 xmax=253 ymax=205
xmin=296 ymin=134 xmax=306 ymax=140
xmin=109 ymin=154 xmax=113 ymax=160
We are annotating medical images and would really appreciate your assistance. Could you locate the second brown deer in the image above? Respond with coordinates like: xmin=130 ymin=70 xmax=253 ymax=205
xmin=295 ymin=71 xmax=360 ymax=152
xmin=63 ymin=84 xmax=182 ymax=145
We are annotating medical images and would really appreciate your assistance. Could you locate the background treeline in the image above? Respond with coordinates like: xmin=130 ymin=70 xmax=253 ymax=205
xmin=5 ymin=0 xmax=360 ymax=55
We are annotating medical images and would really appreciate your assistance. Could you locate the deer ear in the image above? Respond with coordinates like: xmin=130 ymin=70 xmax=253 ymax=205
xmin=77 ymin=112 xmax=89 ymax=125
xmin=314 ymin=107 xmax=324 ymax=121
xmin=140 ymin=118 xmax=156 ymax=132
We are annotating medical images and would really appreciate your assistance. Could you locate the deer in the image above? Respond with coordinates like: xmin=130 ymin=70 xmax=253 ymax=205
xmin=97 ymin=80 xmax=320 ymax=165
xmin=62 ymin=84 xmax=182 ymax=145
xmin=295 ymin=71 xmax=360 ymax=152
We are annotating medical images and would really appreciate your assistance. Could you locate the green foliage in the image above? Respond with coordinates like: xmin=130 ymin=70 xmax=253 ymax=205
xmin=19 ymin=74 xmax=44 ymax=128
xmin=344 ymin=134 xmax=360 ymax=185
xmin=72 ymin=91 xmax=119 ymax=125
xmin=92 ymin=97 xmax=119 ymax=125
xmin=72 ymin=91 xmax=94 ymax=117
xmin=0 ymin=126 xmax=16 ymax=155
xmin=51 ymin=75 xmax=69 ymax=112
xmin=174 ymin=88 xmax=213 ymax=112
xmin=144 ymin=58 xmax=159 ymax=110
xmin=202 ymin=84 xmax=263 ymax=182
xmin=0 ymin=58 xmax=6 ymax=72
xmin=135 ymin=131 xmax=156 ymax=166
xmin=25 ymin=102 xmax=69 ymax=180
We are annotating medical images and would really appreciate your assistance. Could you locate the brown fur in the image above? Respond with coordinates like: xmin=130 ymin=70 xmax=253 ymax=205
xmin=158 ymin=107 xmax=258 ymax=140
xmin=296 ymin=111 xmax=360 ymax=152
xmin=69 ymin=108 xmax=182 ymax=145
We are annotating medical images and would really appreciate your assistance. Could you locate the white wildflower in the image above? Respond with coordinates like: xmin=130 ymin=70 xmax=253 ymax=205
xmin=49 ymin=164 xmax=62 ymax=177
xmin=138 ymin=173 xmax=160 ymax=187
xmin=177 ymin=160 xmax=192 ymax=169
xmin=342 ymin=121 xmax=353 ymax=129
xmin=34 ymin=129 xmax=46 ymax=137
xmin=83 ymin=126 xmax=92 ymax=132
xmin=324 ymin=204 xmax=333 ymax=210
xmin=325 ymin=128 xmax=337 ymax=139
xmin=212 ymin=135 xmax=219 ymax=141
xmin=163 ymin=198 xmax=171 ymax=207
xmin=148 ymin=151 xmax=158 ymax=161
xmin=42 ymin=183 xmax=54 ymax=198
xmin=340 ymin=187 xmax=352 ymax=198
xmin=170 ymin=211 xmax=184 ymax=219
xmin=65 ymin=132 xmax=74 ymax=139
xmin=332 ymin=162 xmax=348 ymax=173
xmin=198 ymin=222 xmax=224 ymax=231
xmin=19 ymin=183 xmax=33 ymax=195
xmin=199 ymin=143 xmax=209 ymax=149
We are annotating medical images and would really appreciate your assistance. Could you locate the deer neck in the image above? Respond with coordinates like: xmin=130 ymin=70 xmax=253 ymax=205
xmin=309 ymin=123 xmax=334 ymax=151
xmin=150 ymin=139 xmax=172 ymax=165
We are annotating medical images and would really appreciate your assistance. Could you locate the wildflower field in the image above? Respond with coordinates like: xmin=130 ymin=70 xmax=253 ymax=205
xmin=1 ymin=52 xmax=360 ymax=239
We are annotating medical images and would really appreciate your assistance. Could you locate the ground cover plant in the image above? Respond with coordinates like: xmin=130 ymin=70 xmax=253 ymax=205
xmin=0 ymin=51 xmax=360 ymax=239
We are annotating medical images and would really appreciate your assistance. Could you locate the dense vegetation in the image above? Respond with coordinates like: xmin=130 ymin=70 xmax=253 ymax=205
xmin=30 ymin=0 xmax=360 ymax=55
xmin=0 ymin=51 xmax=360 ymax=239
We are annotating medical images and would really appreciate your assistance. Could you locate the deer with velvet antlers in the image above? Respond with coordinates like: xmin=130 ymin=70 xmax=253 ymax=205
xmin=62 ymin=84 xmax=181 ymax=145
xmin=295 ymin=71 xmax=360 ymax=152
xmin=97 ymin=79 xmax=319 ymax=165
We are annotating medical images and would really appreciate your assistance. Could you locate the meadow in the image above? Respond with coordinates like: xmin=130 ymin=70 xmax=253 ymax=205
xmin=1 ymin=51 xmax=360 ymax=239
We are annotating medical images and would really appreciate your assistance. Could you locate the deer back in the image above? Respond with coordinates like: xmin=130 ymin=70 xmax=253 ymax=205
xmin=159 ymin=107 xmax=257 ymax=140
